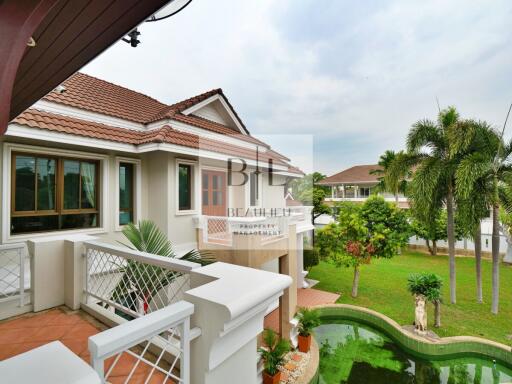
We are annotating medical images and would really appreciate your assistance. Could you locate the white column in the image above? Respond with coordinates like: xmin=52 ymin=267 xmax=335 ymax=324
xmin=185 ymin=262 xmax=292 ymax=384
xmin=296 ymin=233 xmax=305 ymax=288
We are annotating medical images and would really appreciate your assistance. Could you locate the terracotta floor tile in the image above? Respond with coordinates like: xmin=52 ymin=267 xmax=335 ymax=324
xmin=31 ymin=325 xmax=72 ymax=342
xmin=62 ymin=322 xmax=100 ymax=342
xmin=0 ymin=327 xmax=37 ymax=345
xmin=61 ymin=338 xmax=88 ymax=356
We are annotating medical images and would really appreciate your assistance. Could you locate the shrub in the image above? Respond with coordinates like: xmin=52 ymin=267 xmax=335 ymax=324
xmin=303 ymin=247 xmax=320 ymax=271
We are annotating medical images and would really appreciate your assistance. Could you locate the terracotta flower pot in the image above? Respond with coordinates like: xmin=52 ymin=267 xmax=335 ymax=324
xmin=262 ymin=371 xmax=281 ymax=384
xmin=298 ymin=334 xmax=311 ymax=353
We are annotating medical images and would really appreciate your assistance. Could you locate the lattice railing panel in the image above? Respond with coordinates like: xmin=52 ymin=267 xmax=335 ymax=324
xmin=102 ymin=326 xmax=183 ymax=383
xmin=204 ymin=216 xmax=232 ymax=246
xmin=84 ymin=243 xmax=194 ymax=319
xmin=0 ymin=243 xmax=30 ymax=305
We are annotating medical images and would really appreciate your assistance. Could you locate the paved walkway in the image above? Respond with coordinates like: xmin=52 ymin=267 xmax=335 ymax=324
xmin=264 ymin=288 xmax=340 ymax=332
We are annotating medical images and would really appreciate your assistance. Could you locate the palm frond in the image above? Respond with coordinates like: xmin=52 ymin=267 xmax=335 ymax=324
xmin=407 ymin=119 xmax=443 ymax=153
xmin=455 ymin=153 xmax=492 ymax=200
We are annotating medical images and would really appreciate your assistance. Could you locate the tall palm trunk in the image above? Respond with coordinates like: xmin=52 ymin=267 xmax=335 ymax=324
xmin=352 ymin=265 xmax=360 ymax=298
xmin=446 ymin=183 xmax=456 ymax=304
xmin=491 ymin=204 xmax=500 ymax=314
xmin=434 ymin=300 xmax=441 ymax=328
xmin=474 ymin=223 xmax=482 ymax=303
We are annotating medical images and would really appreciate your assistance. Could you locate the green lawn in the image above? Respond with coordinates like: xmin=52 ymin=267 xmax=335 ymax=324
xmin=308 ymin=250 xmax=512 ymax=345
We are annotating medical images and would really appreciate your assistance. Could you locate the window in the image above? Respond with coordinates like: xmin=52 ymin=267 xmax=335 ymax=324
xmin=250 ymin=172 xmax=259 ymax=206
xmin=11 ymin=153 xmax=99 ymax=235
xmin=119 ymin=163 xmax=134 ymax=225
xmin=359 ymin=187 xmax=371 ymax=197
xmin=178 ymin=164 xmax=192 ymax=211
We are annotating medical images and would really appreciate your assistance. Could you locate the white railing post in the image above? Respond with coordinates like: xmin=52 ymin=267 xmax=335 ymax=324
xmin=18 ymin=246 xmax=24 ymax=307
xmin=89 ymin=301 xmax=195 ymax=384
xmin=91 ymin=358 xmax=104 ymax=382
xmin=180 ymin=315 xmax=191 ymax=384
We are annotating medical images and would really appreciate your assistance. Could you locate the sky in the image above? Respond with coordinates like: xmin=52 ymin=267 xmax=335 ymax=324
xmin=83 ymin=0 xmax=512 ymax=176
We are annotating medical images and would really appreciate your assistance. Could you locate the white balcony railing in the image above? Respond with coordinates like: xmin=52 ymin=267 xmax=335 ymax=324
xmin=89 ymin=301 xmax=193 ymax=384
xmin=197 ymin=206 xmax=313 ymax=246
xmin=0 ymin=243 xmax=30 ymax=307
xmin=202 ymin=216 xmax=234 ymax=246
xmin=83 ymin=241 xmax=200 ymax=320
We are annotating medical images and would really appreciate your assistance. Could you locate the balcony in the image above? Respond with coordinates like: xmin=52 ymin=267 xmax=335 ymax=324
xmin=0 ymin=238 xmax=292 ymax=383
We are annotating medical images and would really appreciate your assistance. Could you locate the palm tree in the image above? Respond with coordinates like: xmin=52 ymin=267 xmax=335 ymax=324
xmin=407 ymin=106 xmax=462 ymax=304
xmin=370 ymin=150 xmax=411 ymax=203
xmin=453 ymin=121 xmax=512 ymax=313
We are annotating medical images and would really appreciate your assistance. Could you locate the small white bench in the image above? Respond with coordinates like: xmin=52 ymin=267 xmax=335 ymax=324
xmin=0 ymin=341 xmax=101 ymax=384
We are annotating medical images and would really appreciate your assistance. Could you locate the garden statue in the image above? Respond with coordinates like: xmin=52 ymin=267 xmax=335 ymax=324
xmin=414 ymin=295 xmax=427 ymax=335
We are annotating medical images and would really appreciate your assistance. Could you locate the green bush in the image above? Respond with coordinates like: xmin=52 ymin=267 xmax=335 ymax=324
xmin=304 ymin=247 xmax=320 ymax=271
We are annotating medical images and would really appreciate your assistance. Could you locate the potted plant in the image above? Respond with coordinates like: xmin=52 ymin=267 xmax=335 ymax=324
xmin=296 ymin=307 xmax=321 ymax=353
xmin=258 ymin=329 xmax=290 ymax=384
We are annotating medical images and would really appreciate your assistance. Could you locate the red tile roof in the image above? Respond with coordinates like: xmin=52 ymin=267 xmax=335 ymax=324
xmin=44 ymin=73 xmax=250 ymax=134
xmin=21 ymin=73 xmax=303 ymax=175
xmin=317 ymin=164 xmax=382 ymax=184
xmin=11 ymin=109 xmax=303 ymax=174
xmin=44 ymin=73 xmax=167 ymax=123
xmin=148 ymin=89 xmax=222 ymax=121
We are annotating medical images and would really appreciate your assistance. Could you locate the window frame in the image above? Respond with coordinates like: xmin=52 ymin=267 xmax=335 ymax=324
xmin=3 ymin=143 xmax=108 ymax=242
xmin=175 ymin=159 xmax=198 ymax=216
xmin=115 ymin=157 xmax=141 ymax=231
xmin=11 ymin=152 xmax=59 ymax=217
xmin=10 ymin=152 xmax=100 ymax=235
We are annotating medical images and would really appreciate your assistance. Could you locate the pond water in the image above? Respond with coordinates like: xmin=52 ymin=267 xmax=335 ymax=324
xmin=315 ymin=320 xmax=512 ymax=384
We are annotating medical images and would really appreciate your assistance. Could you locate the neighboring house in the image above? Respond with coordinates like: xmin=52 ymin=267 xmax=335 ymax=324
xmin=318 ymin=164 xmax=409 ymax=208
xmin=320 ymin=164 xmax=508 ymax=257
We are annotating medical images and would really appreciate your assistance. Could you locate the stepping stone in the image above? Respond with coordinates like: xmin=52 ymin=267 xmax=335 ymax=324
xmin=291 ymin=354 xmax=302 ymax=362
xmin=284 ymin=362 xmax=297 ymax=371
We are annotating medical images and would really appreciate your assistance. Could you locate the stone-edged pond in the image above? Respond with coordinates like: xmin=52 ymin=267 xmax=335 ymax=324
xmin=314 ymin=319 xmax=512 ymax=384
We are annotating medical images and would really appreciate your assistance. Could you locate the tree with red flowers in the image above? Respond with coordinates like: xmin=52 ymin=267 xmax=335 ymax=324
xmin=317 ymin=196 xmax=410 ymax=297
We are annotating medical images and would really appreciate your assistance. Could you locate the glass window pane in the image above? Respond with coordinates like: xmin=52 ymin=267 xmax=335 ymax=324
xmin=119 ymin=211 xmax=133 ymax=226
xmin=213 ymin=191 xmax=222 ymax=206
xmin=119 ymin=163 xmax=133 ymax=210
xmin=202 ymin=190 xmax=209 ymax=205
xmin=64 ymin=160 xmax=80 ymax=209
xmin=212 ymin=175 xmax=219 ymax=189
xmin=81 ymin=162 xmax=96 ymax=209
xmin=11 ymin=215 xmax=58 ymax=234
xmin=15 ymin=155 xmax=35 ymax=211
xmin=179 ymin=164 xmax=191 ymax=210
xmin=61 ymin=213 xmax=98 ymax=229
xmin=36 ymin=158 xmax=56 ymax=210
xmin=202 ymin=173 xmax=208 ymax=189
